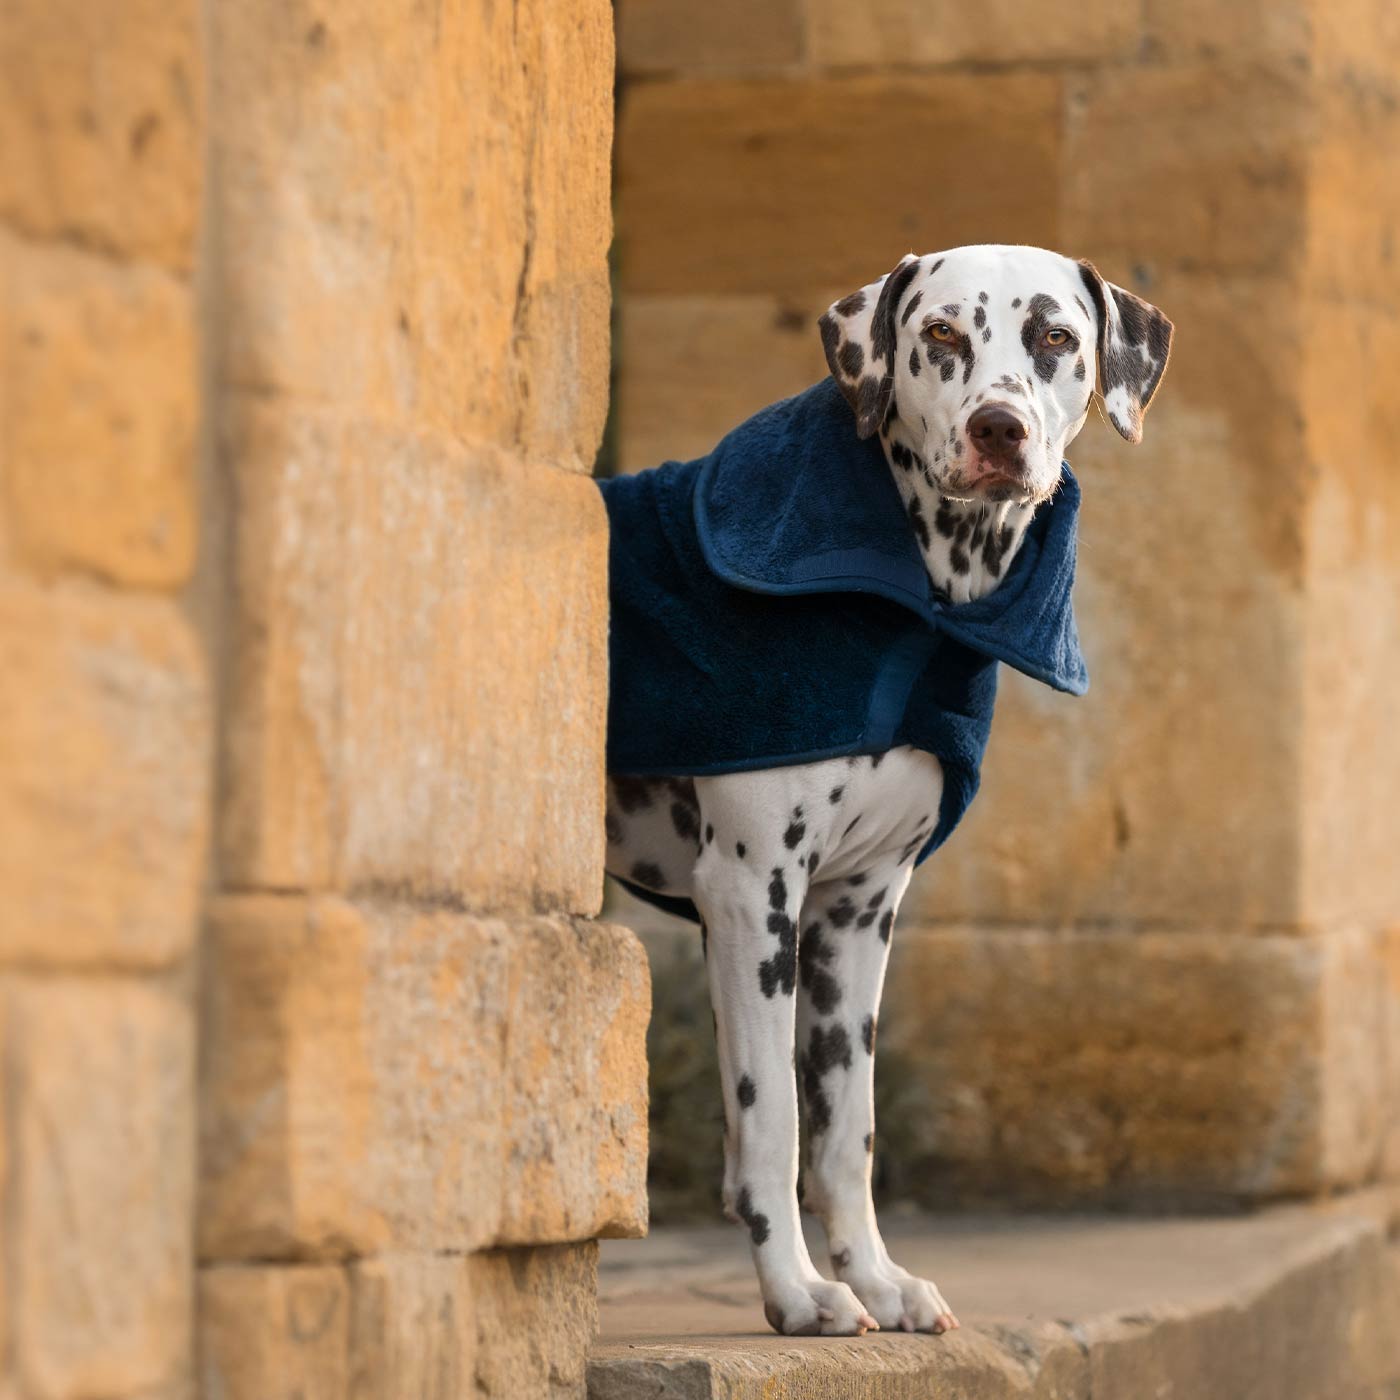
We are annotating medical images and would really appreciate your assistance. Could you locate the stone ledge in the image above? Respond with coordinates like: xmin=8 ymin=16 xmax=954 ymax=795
xmin=588 ymin=1195 xmax=1400 ymax=1399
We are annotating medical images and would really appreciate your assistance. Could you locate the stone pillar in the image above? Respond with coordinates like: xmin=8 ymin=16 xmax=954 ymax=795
xmin=193 ymin=0 xmax=646 ymax=1395
xmin=614 ymin=0 xmax=1400 ymax=1204
xmin=0 ymin=1 xmax=209 ymax=1396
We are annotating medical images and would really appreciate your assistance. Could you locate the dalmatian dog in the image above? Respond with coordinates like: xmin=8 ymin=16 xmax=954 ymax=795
xmin=604 ymin=245 xmax=1172 ymax=1337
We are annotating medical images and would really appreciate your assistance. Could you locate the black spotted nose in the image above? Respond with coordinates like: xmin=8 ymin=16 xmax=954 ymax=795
xmin=966 ymin=403 xmax=1029 ymax=460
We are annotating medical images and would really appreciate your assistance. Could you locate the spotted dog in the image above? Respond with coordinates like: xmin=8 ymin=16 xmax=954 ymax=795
xmin=602 ymin=245 xmax=1172 ymax=1338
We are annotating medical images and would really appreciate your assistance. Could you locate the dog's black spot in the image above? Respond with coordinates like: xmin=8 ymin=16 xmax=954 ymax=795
xmin=882 ymin=394 xmax=899 ymax=434
xmin=941 ymin=303 xmax=960 ymax=316
xmin=736 ymin=841 xmax=746 ymax=859
xmin=939 ymin=357 xmax=956 ymax=383
xmin=847 ymin=872 xmax=867 ymax=886
xmin=929 ymin=258 xmax=944 ymax=273
xmin=759 ymin=921 xmax=797 ymax=998
xmin=838 ymin=340 xmax=864 ymax=378
xmin=983 ymin=522 xmax=1015 ymax=577
xmin=1011 ymin=296 xmax=1022 ymax=308
xmin=1021 ymin=292 xmax=1067 ymax=383
xmin=705 ymin=822 xmax=715 ymax=845
xmin=862 ymin=1014 xmax=877 ymax=1055
xmin=784 ymin=817 xmax=806 ymax=849
xmin=864 ymin=1131 xmax=874 ymax=1153
xmin=872 ymin=258 xmax=923 ymax=369
xmin=807 ymin=849 xmax=821 ymax=874
xmin=605 ymin=811 xmax=622 ymax=844
xmin=854 ymin=374 xmax=883 ymax=432
xmin=982 ymin=327 xmax=992 ymax=343
xmin=909 ymin=346 xmax=921 ymax=377
xmin=799 ymin=922 xmax=842 ymax=1013
xmin=1074 ymin=356 xmax=1087 ymax=381
xmin=950 ymin=546 xmax=970 ymax=574
xmin=907 ymin=495 xmax=931 ymax=549
xmin=870 ymin=752 xmax=885 ymax=768
xmin=973 ymin=305 xmax=986 ymax=330
xmin=631 ymin=861 xmax=666 ymax=889
xmin=769 ymin=867 xmax=787 ymax=910
xmin=671 ymin=800 xmax=700 ymax=844
xmin=901 ymin=289 xmax=924 ymax=326
xmin=701 ymin=920 xmax=708 ymax=960
xmin=835 ymin=290 xmax=866 ymax=318
xmin=801 ymin=1022 xmax=853 ymax=1137
xmin=958 ymin=334 xmax=976 ymax=384
xmin=736 ymin=1187 xmax=770 ymax=1246
xmin=829 ymin=786 xmax=844 ymax=804
xmin=934 ymin=500 xmax=958 ymax=538
xmin=738 ymin=1074 xmax=757 ymax=1108
xmin=978 ymin=290 xmax=989 ymax=304
xmin=878 ymin=909 xmax=894 ymax=943
xmin=612 ymin=775 xmax=655 ymax=814
xmin=828 ymin=897 xmax=856 ymax=929
xmin=856 ymin=907 xmax=878 ymax=929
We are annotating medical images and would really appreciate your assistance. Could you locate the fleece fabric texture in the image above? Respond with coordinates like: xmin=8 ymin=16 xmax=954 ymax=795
xmin=600 ymin=377 xmax=1087 ymax=922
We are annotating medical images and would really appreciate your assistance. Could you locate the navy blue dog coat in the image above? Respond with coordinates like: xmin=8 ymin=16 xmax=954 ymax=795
xmin=599 ymin=377 xmax=1088 ymax=922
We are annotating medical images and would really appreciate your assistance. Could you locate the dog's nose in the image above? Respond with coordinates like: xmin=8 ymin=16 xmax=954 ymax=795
xmin=966 ymin=404 xmax=1029 ymax=460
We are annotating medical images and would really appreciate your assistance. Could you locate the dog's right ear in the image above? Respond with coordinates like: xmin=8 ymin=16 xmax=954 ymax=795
xmin=819 ymin=254 xmax=925 ymax=439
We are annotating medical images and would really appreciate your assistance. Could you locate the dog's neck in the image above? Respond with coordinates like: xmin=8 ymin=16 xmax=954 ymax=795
xmin=878 ymin=420 xmax=1036 ymax=606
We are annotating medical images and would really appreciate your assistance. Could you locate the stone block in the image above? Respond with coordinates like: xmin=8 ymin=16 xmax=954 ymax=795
xmin=199 ymin=896 xmax=648 ymax=1261
xmin=1 ymin=235 xmax=197 ymax=588
xmin=6 ymin=976 xmax=194 ymax=1397
xmin=211 ymin=0 xmax=613 ymax=467
xmin=1142 ymin=0 xmax=1311 ymax=66
xmin=808 ymin=0 xmax=1138 ymax=68
xmin=879 ymin=926 xmax=1388 ymax=1204
xmin=218 ymin=400 xmax=608 ymax=914
xmin=0 ymin=0 xmax=202 ymax=272
xmin=199 ymin=1266 xmax=351 ymax=1399
xmin=617 ymin=0 xmax=803 ymax=75
xmin=616 ymin=74 xmax=1063 ymax=298
xmin=1299 ymin=301 xmax=1400 ymax=931
xmin=0 ymin=582 xmax=208 ymax=969
xmin=199 ymin=1244 xmax=597 ymax=1400
xmin=1063 ymin=64 xmax=1307 ymax=277
xmin=616 ymin=294 xmax=831 ymax=473
xmin=909 ymin=272 xmax=1310 ymax=930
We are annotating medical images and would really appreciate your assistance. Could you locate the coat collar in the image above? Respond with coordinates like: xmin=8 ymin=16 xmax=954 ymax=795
xmin=693 ymin=378 xmax=1089 ymax=696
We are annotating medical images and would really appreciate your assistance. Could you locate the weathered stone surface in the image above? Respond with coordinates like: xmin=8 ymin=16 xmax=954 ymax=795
xmin=808 ymin=0 xmax=1137 ymax=68
xmin=200 ymin=896 xmax=648 ymax=1261
xmin=590 ymin=1205 xmax=1400 ymax=1400
xmin=617 ymin=0 xmax=803 ymax=75
xmin=0 ymin=582 xmax=208 ymax=969
xmin=1063 ymin=65 xmax=1307 ymax=277
xmin=0 ymin=0 xmax=202 ymax=272
xmin=617 ymin=75 xmax=1063 ymax=298
xmin=878 ymin=927 xmax=1388 ymax=1204
xmin=219 ymin=400 xmax=608 ymax=915
xmin=1 ymin=235 xmax=197 ymax=588
xmin=200 ymin=1244 xmax=598 ymax=1400
xmin=616 ymin=295 xmax=831 ymax=473
xmin=6 ymin=977 xmax=194 ymax=1397
xmin=211 ymin=0 xmax=613 ymax=468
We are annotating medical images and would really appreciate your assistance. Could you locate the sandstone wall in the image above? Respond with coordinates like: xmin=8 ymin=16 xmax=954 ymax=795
xmin=613 ymin=0 xmax=1400 ymax=1205
xmin=2 ymin=1 xmax=640 ymax=1396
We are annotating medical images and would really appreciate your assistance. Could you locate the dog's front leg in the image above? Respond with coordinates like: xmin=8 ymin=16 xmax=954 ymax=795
xmin=694 ymin=842 xmax=878 ymax=1337
xmin=797 ymin=863 xmax=959 ymax=1334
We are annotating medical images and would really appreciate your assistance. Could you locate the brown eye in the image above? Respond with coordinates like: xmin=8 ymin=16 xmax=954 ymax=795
xmin=926 ymin=321 xmax=956 ymax=343
xmin=1044 ymin=327 xmax=1073 ymax=347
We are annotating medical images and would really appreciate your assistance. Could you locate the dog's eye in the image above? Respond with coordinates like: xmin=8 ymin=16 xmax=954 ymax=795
xmin=925 ymin=322 xmax=956 ymax=343
xmin=1044 ymin=327 xmax=1073 ymax=347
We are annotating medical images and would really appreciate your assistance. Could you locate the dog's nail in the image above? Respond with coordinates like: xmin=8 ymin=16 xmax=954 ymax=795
xmin=900 ymin=1315 xmax=915 ymax=1332
xmin=861 ymin=1313 xmax=880 ymax=1331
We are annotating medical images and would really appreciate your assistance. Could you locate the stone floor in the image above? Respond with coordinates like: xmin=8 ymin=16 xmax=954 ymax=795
xmin=588 ymin=1193 xmax=1400 ymax=1399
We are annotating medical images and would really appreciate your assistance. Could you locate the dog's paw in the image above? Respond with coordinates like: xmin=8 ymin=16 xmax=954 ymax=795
xmin=762 ymin=1277 xmax=879 ymax=1337
xmin=839 ymin=1264 xmax=959 ymax=1335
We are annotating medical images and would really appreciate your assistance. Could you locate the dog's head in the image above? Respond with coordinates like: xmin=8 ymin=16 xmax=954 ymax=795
xmin=819 ymin=245 xmax=1173 ymax=505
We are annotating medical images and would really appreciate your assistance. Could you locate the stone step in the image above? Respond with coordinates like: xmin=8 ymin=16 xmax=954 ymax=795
xmin=587 ymin=1194 xmax=1400 ymax=1399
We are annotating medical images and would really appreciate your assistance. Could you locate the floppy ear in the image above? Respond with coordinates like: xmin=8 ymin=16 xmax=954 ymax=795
xmin=819 ymin=253 xmax=925 ymax=439
xmin=1076 ymin=261 xmax=1174 ymax=444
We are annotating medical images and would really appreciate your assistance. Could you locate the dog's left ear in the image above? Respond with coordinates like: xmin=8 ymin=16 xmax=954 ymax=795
xmin=1076 ymin=261 xmax=1174 ymax=444
xmin=819 ymin=253 xmax=925 ymax=439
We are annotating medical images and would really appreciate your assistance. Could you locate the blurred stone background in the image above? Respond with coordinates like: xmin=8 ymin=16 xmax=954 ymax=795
xmin=610 ymin=0 xmax=1400 ymax=1218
